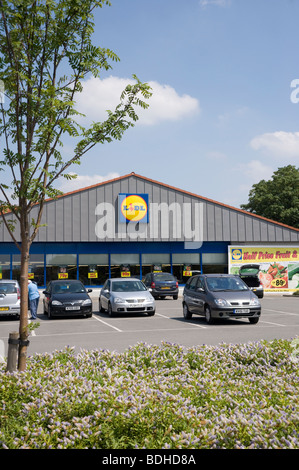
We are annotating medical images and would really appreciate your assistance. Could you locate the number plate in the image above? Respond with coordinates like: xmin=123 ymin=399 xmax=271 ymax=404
xmin=0 ymin=307 xmax=9 ymax=311
xmin=233 ymin=308 xmax=250 ymax=314
xmin=65 ymin=306 xmax=80 ymax=311
xmin=161 ymin=287 xmax=171 ymax=289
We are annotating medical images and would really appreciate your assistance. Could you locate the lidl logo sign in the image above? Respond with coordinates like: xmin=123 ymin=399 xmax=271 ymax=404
xmin=119 ymin=194 xmax=149 ymax=223
xmin=231 ymin=249 xmax=242 ymax=261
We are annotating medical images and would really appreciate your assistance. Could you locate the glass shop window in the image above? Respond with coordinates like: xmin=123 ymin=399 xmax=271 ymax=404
xmin=202 ymin=253 xmax=228 ymax=274
xmin=79 ymin=254 xmax=109 ymax=285
xmin=46 ymin=254 xmax=77 ymax=282
xmin=110 ymin=254 xmax=140 ymax=279
xmin=12 ymin=254 xmax=44 ymax=286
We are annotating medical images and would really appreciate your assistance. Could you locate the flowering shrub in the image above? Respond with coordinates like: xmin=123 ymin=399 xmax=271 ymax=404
xmin=0 ymin=339 xmax=298 ymax=449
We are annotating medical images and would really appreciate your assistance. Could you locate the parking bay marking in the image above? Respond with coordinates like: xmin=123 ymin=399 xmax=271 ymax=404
xmin=263 ymin=308 xmax=299 ymax=316
xmin=92 ymin=314 xmax=122 ymax=332
xmin=156 ymin=312 xmax=207 ymax=329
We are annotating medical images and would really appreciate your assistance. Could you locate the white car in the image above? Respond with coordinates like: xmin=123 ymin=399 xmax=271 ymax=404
xmin=0 ymin=280 xmax=21 ymax=318
xmin=99 ymin=278 xmax=155 ymax=316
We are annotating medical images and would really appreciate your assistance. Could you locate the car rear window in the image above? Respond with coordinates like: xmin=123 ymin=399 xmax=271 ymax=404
xmin=0 ymin=283 xmax=17 ymax=294
xmin=154 ymin=274 xmax=175 ymax=281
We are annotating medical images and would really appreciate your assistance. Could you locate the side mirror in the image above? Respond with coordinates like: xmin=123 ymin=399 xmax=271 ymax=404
xmin=87 ymin=289 xmax=92 ymax=293
xmin=196 ymin=287 xmax=204 ymax=292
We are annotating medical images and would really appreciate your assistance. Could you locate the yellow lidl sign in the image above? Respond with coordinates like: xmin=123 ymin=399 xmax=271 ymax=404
xmin=119 ymin=194 xmax=149 ymax=223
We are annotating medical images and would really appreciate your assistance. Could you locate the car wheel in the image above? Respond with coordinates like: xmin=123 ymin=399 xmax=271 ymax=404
xmin=148 ymin=310 xmax=155 ymax=316
xmin=108 ymin=303 xmax=114 ymax=317
xmin=86 ymin=313 xmax=92 ymax=318
xmin=249 ymin=317 xmax=259 ymax=324
xmin=99 ymin=299 xmax=105 ymax=313
xmin=183 ymin=302 xmax=192 ymax=319
xmin=205 ymin=305 xmax=214 ymax=324
xmin=173 ymin=295 xmax=178 ymax=300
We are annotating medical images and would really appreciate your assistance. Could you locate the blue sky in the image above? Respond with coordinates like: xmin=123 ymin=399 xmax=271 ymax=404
xmin=57 ymin=0 xmax=299 ymax=208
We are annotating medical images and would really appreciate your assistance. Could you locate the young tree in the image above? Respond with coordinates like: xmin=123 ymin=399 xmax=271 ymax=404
xmin=241 ymin=165 xmax=299 ymax=228
xmin=0 ymin=0 xmax=151 ymax=370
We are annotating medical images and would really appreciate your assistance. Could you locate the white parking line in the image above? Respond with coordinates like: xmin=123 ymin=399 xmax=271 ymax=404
xmin=260 ymin=320 xmax=286 ymax=327
xmin=92 ymin=314 xmax=122 ymax=332
xmin=156 ymin=312 xmax=207 ymax=328
xmin=263 ymin=308 xmax=298 ymax=316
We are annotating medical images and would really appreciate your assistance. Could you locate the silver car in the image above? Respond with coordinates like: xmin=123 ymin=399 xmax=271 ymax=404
xmin=0 ymin=280 xmax=21 ymax=318
xmin=99 ymin=278 xmax=155 ymax=316
xmin=183 ymin=274 xmax=261 ymax=324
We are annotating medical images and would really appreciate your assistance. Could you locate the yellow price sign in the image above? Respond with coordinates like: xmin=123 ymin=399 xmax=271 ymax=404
xmin=271 ymin=278 xmax=286 ymax=288
xmin=121 ymin=271 xmax=131 ymax=277
xmin=58 ymin=273 xmax=68 ymax=279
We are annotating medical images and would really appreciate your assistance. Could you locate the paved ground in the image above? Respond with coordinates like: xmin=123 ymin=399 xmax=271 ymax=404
xmin=0 ymin=292 xmax=298 ymax=358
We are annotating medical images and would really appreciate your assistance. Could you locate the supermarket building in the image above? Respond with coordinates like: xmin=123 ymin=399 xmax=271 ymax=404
xmin=0 ymin=172 xmax=298 ymax=293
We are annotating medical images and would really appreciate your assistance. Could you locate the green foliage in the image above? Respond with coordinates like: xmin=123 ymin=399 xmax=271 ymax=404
xmin=0 ymin=0 xmax=152 ymax=245
xmin=241 ymin=165 xmax=299 ymax=228
xmin=0 ymin=340 xmax=299 ymax=449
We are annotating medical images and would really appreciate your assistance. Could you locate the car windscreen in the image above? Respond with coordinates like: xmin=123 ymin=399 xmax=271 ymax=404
xmin=206 ymin=277 xmax=248 ymax=292
xmin=52 ymin=283 xmax=86 ymax=294
xmin=111 ymin=281 xmax=147 ymax=292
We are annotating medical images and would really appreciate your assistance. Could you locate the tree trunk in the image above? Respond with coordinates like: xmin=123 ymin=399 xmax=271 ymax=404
xmin=18 ymin=209 xmax=30 ymax=371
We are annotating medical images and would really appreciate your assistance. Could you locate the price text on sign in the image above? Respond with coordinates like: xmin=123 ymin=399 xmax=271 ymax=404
xmin=58 ymin=273 xmax=68 ymax=279
xmin=271 ymin=278 xmax=286 ymax=287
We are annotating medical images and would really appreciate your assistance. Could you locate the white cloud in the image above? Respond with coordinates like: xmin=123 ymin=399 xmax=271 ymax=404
xmin=74 ymin=76 xmax=200 ymax=126
xmin=250 ymin=131 xmax=299 ymax=161
xmin=238 ymin=160 xmax=273 ymax=181
xmin=57 ymin=172 xmax=120 ymax=194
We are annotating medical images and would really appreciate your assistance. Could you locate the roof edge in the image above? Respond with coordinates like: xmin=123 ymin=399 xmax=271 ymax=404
xmin=16 ymin=171 xmax=299 ymax=233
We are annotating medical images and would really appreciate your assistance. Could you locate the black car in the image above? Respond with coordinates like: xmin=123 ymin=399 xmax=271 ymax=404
xmin=43 ymin=280 xmax=93 ymax=319
xmin=239 ymin=264 xmax=264 ymax=298
xmin=143 ymin=272 xmax=179 ymax=299
xmin=182 ymin=274 xmax=261 ymax=324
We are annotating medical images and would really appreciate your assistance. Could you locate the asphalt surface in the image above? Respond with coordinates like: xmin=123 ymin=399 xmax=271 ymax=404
xmin=0 ymin=292 xmax=299 ymax=358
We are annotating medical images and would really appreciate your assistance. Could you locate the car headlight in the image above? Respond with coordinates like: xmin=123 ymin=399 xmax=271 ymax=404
xmin=249 ymin=298 xmax=260 ymax=306
xmin=52 ymin=300 xmax=62 ymax=306
xmin=82 ymin=299 xmax=92 ymax=305
xmin=114 ymin=297 xmax=124 ymax=304
xmin=214 ymin=298 xmax=229 ymax=307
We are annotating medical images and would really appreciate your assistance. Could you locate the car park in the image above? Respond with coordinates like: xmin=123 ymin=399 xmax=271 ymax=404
xmin=143 ymin=272 xmax=179 ymax=299
xmin=0 ymin=280 xmax=20 ymax=318
xmin=182 ymin=274 xmax=261 ymax=324
xmin=239 ymin=264 xmax=264 ymax=298
xmin=99 ymin=278 xmax=155 ymax=316
xmin=43 ymin=280 xmax=93 ymax=319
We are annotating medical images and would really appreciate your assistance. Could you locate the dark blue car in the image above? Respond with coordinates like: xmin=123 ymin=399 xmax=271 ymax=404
xmin=143 ymin=272 xmax=178 ymax=299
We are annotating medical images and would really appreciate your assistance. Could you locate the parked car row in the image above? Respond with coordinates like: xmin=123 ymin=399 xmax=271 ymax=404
xmin=0 ymin=271 xmax=262 ymax=325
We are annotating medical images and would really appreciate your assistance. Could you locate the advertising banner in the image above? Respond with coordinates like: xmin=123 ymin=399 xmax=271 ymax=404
xmin=228 ymin=246 xmax=299 ymax=293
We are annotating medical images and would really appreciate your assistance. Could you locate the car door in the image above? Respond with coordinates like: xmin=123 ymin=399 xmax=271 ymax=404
xmin=100 ymin=280 xmax=110 ymax=310
xmin=184 ymin=276 xmax=200 ymax=313
xmin=191 ymin=276 xmax=205 ymax=315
